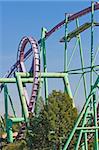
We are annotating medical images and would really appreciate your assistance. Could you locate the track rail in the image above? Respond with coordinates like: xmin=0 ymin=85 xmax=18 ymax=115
xmin=16 ymin=36 xmax=40 ymax=139
xmin=0 ymin=3 xmax=99 ymax=81
xmin=0 ymin=2 xmax=99 ymax=145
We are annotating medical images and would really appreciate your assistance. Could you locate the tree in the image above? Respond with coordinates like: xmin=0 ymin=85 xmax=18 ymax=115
xmin=2 ymin=140 xmax=27 ymax=150
xmin=26 ymin=90 xmax=78 ymax=149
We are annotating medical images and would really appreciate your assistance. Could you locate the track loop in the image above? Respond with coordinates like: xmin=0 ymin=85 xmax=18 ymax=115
xmin=17 ymin=36 xmax=40 ymax=139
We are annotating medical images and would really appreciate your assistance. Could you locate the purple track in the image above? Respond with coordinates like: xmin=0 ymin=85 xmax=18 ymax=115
xmin=1 ymin=3 xmax=99 ymax=79
xmin=0 ymin=3 xmax=99 ymax=141
xmin=17 ymin=36 xmax=40 ymax=139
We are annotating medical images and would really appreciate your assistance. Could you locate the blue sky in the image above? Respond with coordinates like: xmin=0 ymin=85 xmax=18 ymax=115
xmin=0 ymin=0 xmax=96 ymax=75
xmin=0 ymin=1 xmax=99 ymax=115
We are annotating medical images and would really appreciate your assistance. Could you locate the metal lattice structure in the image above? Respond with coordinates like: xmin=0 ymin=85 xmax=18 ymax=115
xmin=0 ymin=1 xmax=99 ymax=149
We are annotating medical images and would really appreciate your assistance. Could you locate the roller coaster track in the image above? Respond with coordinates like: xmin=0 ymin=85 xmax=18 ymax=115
xmin=0 ymin=2 xmax=99 ymax=147
xmin=0 ymin=3 xmax=99 ymax=81
xmin=16 ymin=36 xmax=40 ymax=139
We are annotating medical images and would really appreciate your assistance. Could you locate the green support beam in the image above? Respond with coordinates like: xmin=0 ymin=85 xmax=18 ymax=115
xmin=15 ymin=72 xmax=29 ymax=122
xmin=35 ymin=80 xmax=43 ymax=117
xmin=7 ymin=119 xmax=13 ymax=143
xmin=64 ymin=13 xmax=68 ymax=73
xmin=0 ymin=2 xmax=98 ymax=148
xmin=63 ymin=14 xmax=74 ymax=106
xmin=4 ymin=85 xmax=13 ymax=143
xmin=0 ymin=72 xmax=67 ymax=83
xmin=10 ymin=117 xmax=24 ymax=123
xmin=60 ymin=22 xmax=99 ymax=42
xmin=63 ymin=75 xmax=74 ymax=107
xmin=90 ymin=1 xmax=94 ymax=90
xmin=63 ymin=76 xmax=99 ymax=150
xmin=41 ymin=27 xmax=49 ymax=105
xmin=93 ymin=91 xmax=98 ymax=150
xmin=76 ymin=18 xmax=87 ymax=99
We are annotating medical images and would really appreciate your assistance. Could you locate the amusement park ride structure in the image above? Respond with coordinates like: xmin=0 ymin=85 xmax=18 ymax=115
xmin=0 ymin=1 xmax=99 ymax=149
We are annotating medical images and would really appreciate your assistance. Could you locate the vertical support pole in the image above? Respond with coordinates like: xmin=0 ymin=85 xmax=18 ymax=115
xmin=93 ymin=91 xmax=98 ymax=150
xmin=64 ymin=14 xmax=74 ymax=107
xmin=90 ymin=0 xmax=95 ymax=133
xmin=4 ymin=84 xmax=8 ymax=130
xmin=4 ymin=85 xmax=13 ymax=143
xmin=64 ymin=14 xmax=68 ymax=93
xmin=63 ymin=76 xmax=99 ymax=150
xmin=64 ymin=13 xmax=68 ymax=73
xmin=84 ymin=131 xmax=88 ymax=150
xmin=75 ymin=109 xmax=88 ymax=150
xmin=4 ymin=84 xmax=9 ymax=142
xmin=75 ymin=19 xmax=88 ymax=149
xmin=41 ymin=27 xmax=48 ymax=105
xmin=67 ymin=39 xmax=78 ymax=68
xmin=81 ymin=143 xmax=86 ymax=150
xmin=63 ymin=76 xmax=74 ymax=107
xmin=63 ymin=91 xmax=94 ymax=150
xmin=78 ymin=134 xmax=87 ymax=150
xmin=15 ymin=73 xmax=29 ymax=122
xmin=7 ymin=120 xmax=13 ymax=143
xmin=8 ymin=95 xmax=16 ymax=117
xmin=76 ymin=18 xmax=87 ymax=99
xmin=90 ymin=1 xmax=94 ymax=90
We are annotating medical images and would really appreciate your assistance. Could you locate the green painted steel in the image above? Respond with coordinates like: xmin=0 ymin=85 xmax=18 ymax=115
xmin=15 ymin=73 xmax=29 ymax=122
xmin=76 ymin=18 xmax=87 ymax=99
xmin=0 ymin=72 xmax=69 ymax=143
xmin=63 ymin=2 xmax=99 ymax=149
xmin=63 ymin=75 xmax=74 ymax=107
xmin=4 ymin=85 xmax=8 ymax=123
xmin=4 ymin=85 xmax=14 ymax=142
xmin=0 ymin=73 xmax=67 ymax=83
xmin=64 ymin=14 xmax=68 ymax=73
xmin=75 ymin=109 xmax=88 ymax=150
xmin=7 ymin=120 xmax=13 ymax=143
xmin=60 ymin=23 xmax=91 ymax=42
xmin=4 ymin=85 xmax=16 ymax=117
xmin=4 ymin=85 xmax=10 ymax=142
xmin=41 ymin=27 xmax=49 ymax=105
xmin=93 ymin=91 xmax=98 ymax=150
xmin=0 ymin=1 xmax=98 ymax=148
xmin=90 ymin=1 xmax=94 ymax=90
xmin=60 ymin=22 xmax=99 ymax=43
xmin=63 ymin=14 xmax=75 ymax=106
xmin=73 ymin=74 xmax=83 ymax=98
xmin=10 ymin=118 xmax=24 ymax=123
xmin=94 ymin=45 xmax=99 ymax=61
xmin=35 ymin=80 xmax=43 ymax=117
xmin=67 ymin=39 xmax=78 ymax=69
xmin=63 ymin=75 xmax=99 ymax=150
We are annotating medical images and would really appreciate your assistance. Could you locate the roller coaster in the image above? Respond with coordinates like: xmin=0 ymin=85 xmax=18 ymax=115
xmin=0 ymin=1 xmax=99 ymax=149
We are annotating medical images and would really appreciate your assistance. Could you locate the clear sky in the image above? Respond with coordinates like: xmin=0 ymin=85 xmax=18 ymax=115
xmin=1 ymin=1 xmax=98 ymax=74
xmin=0 ymin=0 xmax=99 ymax=115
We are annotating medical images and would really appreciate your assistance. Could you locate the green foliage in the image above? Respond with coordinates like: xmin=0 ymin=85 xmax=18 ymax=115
xmin=1 ymin=90 xmax=78 ymax=149
xmin=2 ymin=140 xmax=27 ymax=150
xmin=26 ymin=90 xmax=78 ymax=149
xmin=12 ymin=123 xmax=20 ymax=132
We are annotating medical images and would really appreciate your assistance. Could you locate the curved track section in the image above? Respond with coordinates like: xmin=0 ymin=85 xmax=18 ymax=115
xmin=0 ymin=2 xmax=99 ymax=145
xmin=17 ymin=36 xmax=40 ymax=139
xmin=19 ymin=36 xmax=40 ymax=112
xmin=0 ymin=3 xmax=98 ymax=82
